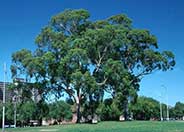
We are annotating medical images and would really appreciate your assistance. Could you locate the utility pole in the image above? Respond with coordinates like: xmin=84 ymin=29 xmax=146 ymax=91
xmin=13 ymin=82 xmax=18 ymax=128
xmin=2 ymin=63 xmax=7 ymax=132
xmin=13 ymin=96 xmax=17 ymax=128
xmin=166 ymin=95 xmax=169 ymax=121
xmin=166 ymin=97 xmax=169 ymax=121
xmin=162 ymin=85 xmax=169 ymax=121
xmin=158 ymin=93 xmax=163 ymax=122
xmin=160 ymin=101 xmax=163 ymax=121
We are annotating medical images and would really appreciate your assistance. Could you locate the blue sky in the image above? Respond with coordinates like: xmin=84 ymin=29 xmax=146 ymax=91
xmin=0 ymin=0 xmax=184 ymax=106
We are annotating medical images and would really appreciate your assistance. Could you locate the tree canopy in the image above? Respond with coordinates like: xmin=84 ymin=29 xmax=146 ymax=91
xmin=11 ymin=9 xmax=175 ymax=122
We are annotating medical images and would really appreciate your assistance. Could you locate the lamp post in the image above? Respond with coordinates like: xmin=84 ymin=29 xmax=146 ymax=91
xmin=2 ymin=63 xmax=7 ymax=132
xmin=13 ymin=82 xmax=18 ymax=128
xmin=13 ymin=96 xmax=17 ymax=128
xmin=161 ymin=85 xmax=169 ymax=121
xmin=158 ymin=94 xmax=163 ymax=121
xmin=160 ymin=101 xmax=163 ymax=121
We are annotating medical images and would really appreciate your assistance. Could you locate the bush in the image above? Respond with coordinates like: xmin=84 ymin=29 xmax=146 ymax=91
xmin=47 ymin=100 xmax=72 ymax=122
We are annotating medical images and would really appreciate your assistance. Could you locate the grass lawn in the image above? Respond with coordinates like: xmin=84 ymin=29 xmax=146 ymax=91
xmin=5 ymin=121 xmax=184 ymax=132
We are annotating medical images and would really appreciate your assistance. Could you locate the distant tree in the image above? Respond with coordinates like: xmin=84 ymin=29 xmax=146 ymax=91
xmin=34 ymin=100 xmax=49 ymax=125
xmin=17 ymin=100 xmax=36 ymax=126
xmin=5 ymin=102 xmax=14 ymax=122
xmin=48 ymin=100 xmax=72 ymax=122
xmin=129 ymin=96 xmax=160 ymax=120
xmin=96 ymin=98 xmax=121 ymax=121
xmin=11 ymin=9 xmax=175 ymax=122
xmin=169 ymin=107 xmax=176 ymax=119
xmin=173 ymin=102 xmax=184 ymax=119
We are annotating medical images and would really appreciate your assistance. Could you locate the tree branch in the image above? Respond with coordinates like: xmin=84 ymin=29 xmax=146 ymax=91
xmin=95 ymin=46 xmax=108 ymax=72
xmin=59 ymin=23 xmax=72 ymax=35
xmin=96 ymin=78 xmax=108 ymax=86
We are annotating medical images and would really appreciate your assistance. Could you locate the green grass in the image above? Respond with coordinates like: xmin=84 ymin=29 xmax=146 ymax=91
xmin=5 ymin=121 xmax=184 ymax=132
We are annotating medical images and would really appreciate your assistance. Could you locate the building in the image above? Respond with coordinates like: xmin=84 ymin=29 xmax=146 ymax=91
xmin=0 ymin=82 xmax=13 ymax=102
xmin=0 ymin=80 xmax=41 ymax=103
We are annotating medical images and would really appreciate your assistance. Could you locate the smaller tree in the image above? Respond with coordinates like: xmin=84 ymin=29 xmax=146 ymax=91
xmin=129 ymin=96 xmax=160 ymax=120
xmin=34 ymin=100 xmax=49 ymax=125
xmin=96 ymin=98 xmax=121 ymax=121
xmin=5 ymin=102 xmax=14 ymax=123
xmin=47 ymin=100 xmax=72 ymax=123
xmin=173 ymin=102 xmax=184 ymax=119
xmin=17 ymin=100 xmax=36 ymax=126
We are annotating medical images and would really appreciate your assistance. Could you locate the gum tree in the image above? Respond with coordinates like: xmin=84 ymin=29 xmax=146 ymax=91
xmin=11 ymin=9 xmax=175 ymax=122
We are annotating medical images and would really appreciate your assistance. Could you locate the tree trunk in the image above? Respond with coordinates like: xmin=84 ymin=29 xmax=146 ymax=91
xmin=76 ymin=96 xmax=80 ymax=123
xmin=123 ymin=99 xmax=129 ymax=121
xmin=39 ymin=118 xmax=42 ymax=126
xmin=89 ymin=95 xmax=94 ymax=121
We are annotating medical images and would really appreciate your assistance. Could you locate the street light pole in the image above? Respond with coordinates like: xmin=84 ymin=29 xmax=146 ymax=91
xmin=13 ymin=96 xmax=17 ymax=128
xmin=162 ymin=85 xmax=169 ymax=121
xmin=2 ymin=63 xmax=7 ymax=132
xmin=159 ymin=100 xmax=163 ymax=121
xmin=157 ymin=93 xmax=163 ymax=122
xmin=166 ymin=96 xmax=169 ymax=121
xmin=13 ymin=82 xmax=18 ymax=128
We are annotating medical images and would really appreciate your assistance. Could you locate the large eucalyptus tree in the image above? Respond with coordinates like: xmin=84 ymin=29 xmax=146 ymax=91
xmin=11 ymin=9 xmax=175 ymax=122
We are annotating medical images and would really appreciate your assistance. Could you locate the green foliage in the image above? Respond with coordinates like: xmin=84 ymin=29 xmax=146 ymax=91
xmin=47 ymin=100 xmax=72 ymax=121
xmin=5 ymin=102 xmax=14 ymax=121
xmin=18 ymin=100 xmax=36 ymax=123
xmin=96 ymin=98 xmax=121 ymax=121
xmin=11 ymin=9 xmax=175 ymax=122
xmin=108 ymin=14 xmax=132 ymax=29
xmin=14 ymin=99 xmax=49 ymax=126
xmin=172 ymin=102 xmax=184 ymax=119
xmin=35 ymin=100 xmax=49 ymax=121
xmin=129 ymin=96 xmax=160 ymax=120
